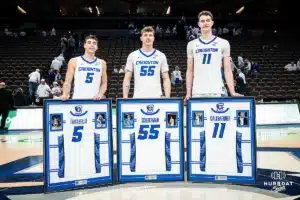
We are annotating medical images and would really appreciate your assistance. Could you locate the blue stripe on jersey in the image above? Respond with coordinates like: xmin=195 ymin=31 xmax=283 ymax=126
xmin=95 ymin=133 xmax=101 ymax=173
xmin=139 ymin=49 xmax=157 ymax=57
xmin=199 ymin=36 xmax=217 ymax=45
xmin=165 ymin=132 xmax=172 ymax=171
xmin=81 ymin=56 xmax=97 ymax=64
xmin=236 ymin=132 xmax=243 ymax=173
xmin=58 ymin=135 xmax=65 ymax=178
xmin=129 ymin=133 xmax=136 ymax=172
xmin=200 ymin=131 xmax=206 ymax=172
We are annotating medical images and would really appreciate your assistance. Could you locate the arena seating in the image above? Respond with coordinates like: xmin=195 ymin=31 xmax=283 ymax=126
xmin=1 ymin=35 xmax=300 ymax=104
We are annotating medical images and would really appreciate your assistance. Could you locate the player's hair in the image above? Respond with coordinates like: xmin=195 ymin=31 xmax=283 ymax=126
xmin=198 ymin=11 xmax=214 ymax=21
xmin=141 ymin=26 xmax=155 ymax=35
xmin=84 ymin=35 xmax=99 ymax=44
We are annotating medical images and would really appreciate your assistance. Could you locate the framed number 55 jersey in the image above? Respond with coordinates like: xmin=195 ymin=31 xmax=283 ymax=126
xmin=187 ymin=97 xmax=256 ymax=184
xmin=117 ymin=98 xmax=184 ymax=183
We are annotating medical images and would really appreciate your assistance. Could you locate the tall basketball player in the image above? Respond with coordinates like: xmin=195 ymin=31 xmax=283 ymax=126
xmin=185 ymin=11 xmax=242 ymax=101
xmin=123 ymin=26 xmax=171 ymax=98
xmin=61 ymin=35 xmax=107 ymax=100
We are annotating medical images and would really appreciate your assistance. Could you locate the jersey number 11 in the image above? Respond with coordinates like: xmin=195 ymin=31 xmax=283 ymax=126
xmin=202 ymin=53 xmax=212 ymax=64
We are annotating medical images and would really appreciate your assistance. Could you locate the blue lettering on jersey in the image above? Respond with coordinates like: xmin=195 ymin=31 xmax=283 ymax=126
xmin=140 ymin=65 xmax=155 ymax=76
xmin=137 ymin=124 xmax=160 ymax=140
xmin=79 ymin=67 xmax=101 ymax=72
xmin=72 ymin=126 xmax=83 ymax=142
xmin=196 ymin=48 xmax=218 ymax=54
xmin=212 ymin=123 xmax=226 ymax=138
xmin=136 ymin=61 xmax=159 ymax=65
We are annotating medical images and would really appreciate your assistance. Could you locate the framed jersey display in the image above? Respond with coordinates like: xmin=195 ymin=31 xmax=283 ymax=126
xmin=187 ymin=97 xmax=256 ymax=184
xmin=44 ymin=99 xmax=113 ymax=193
xmin=117 ymin=98 xmax=184 ymax=183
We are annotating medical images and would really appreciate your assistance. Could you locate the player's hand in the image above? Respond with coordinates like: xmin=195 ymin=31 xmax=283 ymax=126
xmin=231 ymin=92 xmax=244 ymax=97
xmin=60 ymin=94 xmax=69 ymax=101
xmin=184 ymin=94 xmax=191 ymax=104
xmin=93 ymin=94 xmax=106 ymax=100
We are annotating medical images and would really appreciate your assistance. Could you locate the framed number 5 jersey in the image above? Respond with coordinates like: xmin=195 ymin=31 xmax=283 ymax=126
xmin=117 ymin=98 xmax=184 ymax=183
xmin=187 ymin=97 xmax=256 ymax=184
xmin=44 ymin=99 xmax=113 ymax=193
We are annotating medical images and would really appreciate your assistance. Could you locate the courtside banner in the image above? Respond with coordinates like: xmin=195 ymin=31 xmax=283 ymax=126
xmin=44 ymin=99 xmax=113 ymax=193
xmin=117 ymin=98 xmax=184 ymax=183
xmin=187 ymin=97 xmax=256 ymax=184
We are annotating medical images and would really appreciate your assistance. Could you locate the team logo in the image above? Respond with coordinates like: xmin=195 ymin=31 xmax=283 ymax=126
xmin=70 ymin=105 xmax=88 ymax=117
xmin=263 ymin=171 xmax=294 ymax=193
xmin=211 ymin=103 xmax=229 ymax=114
xmin=141 ymin=104 xmax=160 ymax=115
xmin=212 ymin=41 xmax=218 ymax=46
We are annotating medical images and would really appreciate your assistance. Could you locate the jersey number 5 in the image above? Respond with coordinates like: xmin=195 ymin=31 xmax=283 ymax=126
xmin=138 ymin=124 xmax=160 ymax=140
xmin=85 ymin=72 xmax=94 ymax=83
xmin=72 ymin=126 xmax=83 ymax=142
xmin=140 ymin=66 xmax=155 ymax=76
xmin=202 ymin=53 xmax=212 ymax=64
xmin=212 ymin=123 xmax=226 ymax=138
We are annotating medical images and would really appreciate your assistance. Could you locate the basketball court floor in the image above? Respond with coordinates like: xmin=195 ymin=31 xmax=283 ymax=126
xmin=1 ymin=130 xmax=300 ymax=200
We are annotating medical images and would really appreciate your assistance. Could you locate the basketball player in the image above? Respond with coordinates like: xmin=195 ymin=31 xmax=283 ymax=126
xmin=61 ymin=35 xmax=107 ymax=100
xmin=185 ymin=11 xmax=242 ymax=101
xmin=123 ymin=26 xmax=171 ymax=98
xmin=169 ymin=116 xmax=175 ymax=126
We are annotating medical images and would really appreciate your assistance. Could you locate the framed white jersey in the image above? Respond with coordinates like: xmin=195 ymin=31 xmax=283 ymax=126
xmin=44 ymin=99 xmax=113 ymax=193
xmin=117 ymin=98 xmax=184 ymax=183
xmin=187 ymin=97 xmax=256 ymax=184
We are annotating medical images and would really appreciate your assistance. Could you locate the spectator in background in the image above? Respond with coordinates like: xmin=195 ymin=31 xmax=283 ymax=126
xmin=61 ymin=35 xmax=68 ymax=53
xmin=237 ymin=69 xmax=246 ymax=84
xmin=284 ymin=61 xmax=298 ymax=71
xmin=230 ymin=57 xmax=237 ymax=72
xmin=20 ymin=31 xmax=26 ymax=37
xmin=250 ymin=62 xmax=260 ymax=75
xmin=42 ymin=30 xmax=47 ymax=37
xmin=13 ymin=88 xmax=26 ymax=106
xmin=50 ymin=28 xmax=56 ymax=36
xmin=28 ymin=68 xmax=40 ymax=105
xmin=171 ymin=66 xmax=182 ymax=85
xmin=51 ymin=82 xmax=62 ymax=99
xmin=297 ymin=58 xmax=300 ymax=69
xmin=172 ymin=25 xmax=177 ymax=36
xmin=223 ymin=27 xmax=229 ymax=35
xmin=244 ymin=58 xmax=252 ymax=74
xmin=54 ymin=70 xmax=62 ymax=83
xmin=68 ymin=35 xmax=76 ymax=56
xmin=51 ymin=57 xmax=62 ymax=71
xmin=236 ymin=72 xmax=248 ymax=95
xmin=36 ymin=79 xmax=51 ymax=105
xmin=237 ymin=54 xmax=244 ymax=69
xmin=119 ymin=65 xmax=125 ymax=73
xmin=0 ymin=82 xmax=14 ymax=130
xmin=56 ymin=53 xmax=65 ymax=65
xmin=113 ymin=65 xmax=119 ymax=73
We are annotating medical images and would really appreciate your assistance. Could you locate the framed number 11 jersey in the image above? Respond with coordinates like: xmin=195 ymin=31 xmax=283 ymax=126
xmin=187 ymin=97 xmax=256 ymax=184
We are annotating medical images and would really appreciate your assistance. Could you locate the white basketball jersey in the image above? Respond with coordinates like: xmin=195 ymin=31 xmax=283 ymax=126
xmin=125 ymin=49 xmax=169 ymax=98
xmin=132 ymin=109 xmax=167 ymax=173
xmin=72 ymin=56 xmax=102 ymax=99
xmin=62 ymin=128 xmax=97 ymax=178
xmin=203 ymin=107 xmax=238 ymax=174
xmin=187 ymin=36 xmax=230 ymax=96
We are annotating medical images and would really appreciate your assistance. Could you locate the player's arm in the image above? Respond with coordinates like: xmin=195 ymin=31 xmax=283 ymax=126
xmin=123 ymin=53 xmax=134 ymax=98
xmin=95 ymin=60 xmax=107 ymax=99
xmin=223 ymin=41 xmax=243 ymax=96
xmin=61 ymin=58 xmax=76 ymax=100
xmin=162 ymin=72 xmax=171 ymax=98
xmin=185 ymin=41 xmax=194 ymax=99
xmin=161 ymin=54 xmax=171 ymax=98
